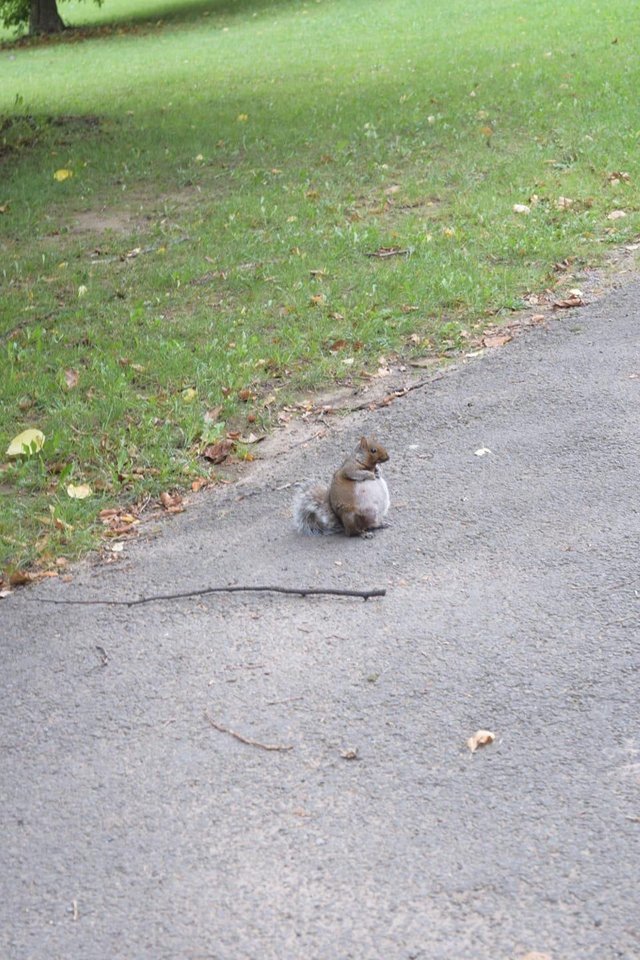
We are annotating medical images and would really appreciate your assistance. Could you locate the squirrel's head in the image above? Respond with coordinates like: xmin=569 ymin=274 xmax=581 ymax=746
xmin=359 ymin=436 xmax=389 ymax=463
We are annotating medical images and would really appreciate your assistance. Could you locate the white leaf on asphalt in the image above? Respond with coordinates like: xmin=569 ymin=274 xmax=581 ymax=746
xmin=467 ymin=730 xmax=496 ymax=753
xmin=474 ymin=447 xmax=492 ymax=457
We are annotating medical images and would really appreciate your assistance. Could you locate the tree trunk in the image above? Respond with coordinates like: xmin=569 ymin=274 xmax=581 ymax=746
xmin=30 ymin=0 xmax=65 ymax=34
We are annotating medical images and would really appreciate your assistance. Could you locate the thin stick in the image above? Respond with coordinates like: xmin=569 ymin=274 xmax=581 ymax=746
xmin=204 ymin=710 xmax=293 ymax=752
xmin=349 ymin=374 xmax=444 ymax=412
xmin=27 ymin=585 xmax=386 ymax=606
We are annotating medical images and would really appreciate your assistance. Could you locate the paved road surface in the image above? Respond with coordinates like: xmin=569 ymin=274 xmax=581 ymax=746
xmin=2 ymin=277 xmax=639 ymax=959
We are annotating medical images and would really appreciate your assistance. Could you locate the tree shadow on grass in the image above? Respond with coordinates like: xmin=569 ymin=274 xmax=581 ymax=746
xmin=1 ymin=0 xmax=294 ymax=49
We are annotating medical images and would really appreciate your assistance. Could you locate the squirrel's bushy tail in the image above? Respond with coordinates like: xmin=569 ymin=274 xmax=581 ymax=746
xmin=293 ymin=484 xmax=342 ymax=535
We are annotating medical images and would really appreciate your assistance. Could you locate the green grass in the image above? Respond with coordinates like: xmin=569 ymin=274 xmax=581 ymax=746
xmin=1 ymin=0 xmax=639 ymax=574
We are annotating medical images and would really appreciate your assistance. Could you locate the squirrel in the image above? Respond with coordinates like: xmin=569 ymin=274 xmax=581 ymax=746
xmin=293 ymin=436 xmax=390 ymax=538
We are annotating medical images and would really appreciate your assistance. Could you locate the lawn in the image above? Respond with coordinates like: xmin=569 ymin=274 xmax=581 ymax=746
xmin=1 ymin=0 xmax=639 ymax=577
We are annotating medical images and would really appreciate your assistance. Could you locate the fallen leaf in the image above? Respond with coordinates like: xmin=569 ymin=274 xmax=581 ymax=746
xmin=77 ymin=285 xmax=88 ymax=298
xmin=552 ymin=295 xmax=585 ymax=309
xmin=238 ymin=433 xmax=266 ymax=444
xmin=518 ymin=953 xmax=552 ymax=960
xmin=513 ymin=203 xmax=531 ymax=214
xmin=309 ymin=293 xmax=325 ymax=306
xmin=483 ymin=333 xmax=512 ymax=348
xmin=204 ymin=406 xmax=223 ymax=424
xmin=202 ymin=438 xmax=234 ymax=463
xmin=53 ymin=169 xmax=73 ymax=182
xmin=238 ymin=388 xmax=254 ymax=402
xmin=607 ymin=209 xmax=626 ymax=220
xmin=340 ymin=748 xmax=359 ymax=760
xmin=474 ymin=447 xmax=492 ymax=457
xmin=555 ymin=196 xmax=573 ymax=209
xmin=9 ymin=569 xmax=33 ymax=586
xmin=309 ymin=269 xmax=328 ymax=278
xmin=64 ymin=368 xmax=79 ymax=390
xmin=467 ymin=729 xmax=496 ymax=753
xmin=182 ymin=387 xmax=197 ymax=402
xmin=0 ymin=202 xmax=9 ymax=213
xmin=6 ymin=428 xmax=45 ymax=457
xmin=328 ymin=339 xmax=349 ymax=352
xmin=67 ymin=483 xmax=92 ymax=499
xmin=160 ymin=491 xmax=185 ymax=512
xmin=607 ymin=171 xmax=630 ymax=184
xmin=530 ymin=313 xmax=547 ymax=324
xmin=237 ymin=113 xmax=249 ymax=122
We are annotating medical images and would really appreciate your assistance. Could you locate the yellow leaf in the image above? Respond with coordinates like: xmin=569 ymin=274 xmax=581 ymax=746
xmin=53 ymin=169 xmax=73 ymax=182
xmin=182 ymin=387 xmax=197 ymax=402
xmin=6 ymin=428 xmax=45 ymax=457
xmin=67 ymin=483 xmax=93 ymax=500
xmin=237 ymin=114 xmax=249 ymax=122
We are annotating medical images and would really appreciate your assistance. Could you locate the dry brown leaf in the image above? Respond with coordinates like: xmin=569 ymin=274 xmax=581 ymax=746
xmin=64 ymin=368 xmax=79 ymax=390
xmin=555 ymin=196 xmax=573 ymax=209
xmin=483 ymin=333 xmax=512 ymax=348
xmin=607 ymin=171 xmax=630 ymax=185
xmin=237 ymin=389 xmax=254 ymax=402
xmin=202 ymin=439 xmax=234 ymax=463
xmin=309 ymin=293 xmax=325 ymax=306
xmin=160 ymin=491 xmax=184 ymax=511
xmin=329 ymin=339 xmax=349 ymax=352
xmin=8 ymin=569 xmax=33 ymax=586
xmin=467 ymin=730 xmax=495 ymax=752
xmin=204 ymin=406 xmax=223 ymax=424
xmin=552 ymin=295 xmax=585 ymax=309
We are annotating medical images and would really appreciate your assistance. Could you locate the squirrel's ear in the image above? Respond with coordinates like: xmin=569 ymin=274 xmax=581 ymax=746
xmin=359 ymin=436 xmax=369 ymax=449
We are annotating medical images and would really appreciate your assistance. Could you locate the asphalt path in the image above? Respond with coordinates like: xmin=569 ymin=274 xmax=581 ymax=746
xmin=2 ymin=276 xmax=639 ymax=960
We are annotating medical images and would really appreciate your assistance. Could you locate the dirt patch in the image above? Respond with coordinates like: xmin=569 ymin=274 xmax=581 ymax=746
xmin=65 ymin=186 xmax=203 ymax=239
xmin=70 ymin=208 xmax=143 ymax=237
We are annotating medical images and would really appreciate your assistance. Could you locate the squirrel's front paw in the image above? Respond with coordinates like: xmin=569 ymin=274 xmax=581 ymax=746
xmin=360 ymin=530 xmax=375 ymax=539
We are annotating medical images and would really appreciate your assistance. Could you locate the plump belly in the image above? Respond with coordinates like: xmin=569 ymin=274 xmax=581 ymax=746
xmin=353 ymin=476 xmax=390 ymax=526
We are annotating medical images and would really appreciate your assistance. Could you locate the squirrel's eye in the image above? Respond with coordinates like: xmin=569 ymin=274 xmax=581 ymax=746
xmin=371 ymin=447 xmax=377 ymax=453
